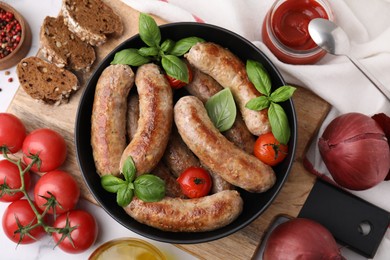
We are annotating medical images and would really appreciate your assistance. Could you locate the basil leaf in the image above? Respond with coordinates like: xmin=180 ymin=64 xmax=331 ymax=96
xmin=169 ymin=37 xmax=205 ymax=56
xmin=161 ymin=55 xmax=189 ymax=83
xmin=205 ymin=88 xmax=237 ymax=132
xmin=100 ymin=175 xmax=126 ymax=193
xmin=160 ymin=39 xmax=175 ymax=53
xmin=138 ymin=46 xmax=159 ymax=57
xmin=111 ymin=48 xmax=150 ymax=66
xmin=246 ymin=60 xmax=272 ymax=96
xmin=139 ymin=13 xmax=161 ymax=47
xmin=117 ymin=184 xmax=134 ymax=207
xmin=269 ymin=86 xmax=296 ymax=103
xmin=122 ymin=156 xmax=136 ymax=183
xmin=245 ymin=96 xmax=270 ymax=111
xmin=268 ymin=102 xmax=290 ymax=145
xmin=134 ymin=174 xmax=165 ymax=202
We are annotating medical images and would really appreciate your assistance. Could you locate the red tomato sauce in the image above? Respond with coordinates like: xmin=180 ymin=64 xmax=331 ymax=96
xmin=272 ymin=0 xmax=329 ymax=51
xmin=262 ymin=0 xmax=332 ymax=64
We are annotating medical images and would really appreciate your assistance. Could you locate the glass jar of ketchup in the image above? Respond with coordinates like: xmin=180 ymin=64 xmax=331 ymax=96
xmin=262 ymin=0 xmax=334 ymax=64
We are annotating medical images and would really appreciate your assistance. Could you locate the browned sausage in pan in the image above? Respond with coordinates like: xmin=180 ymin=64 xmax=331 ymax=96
xmin=185 ymin=64 xmax=256 ymax=153
xmin=185 ymin=42 xmax=271 ymax=136
xmin=174 ymin=96 xmax=275 ymax=193
xmin=91 ymin=64 xmax=134 ymax=176
xmin=123 ymin=190 xmax=243 ymax=232
xmin=119 ymin=63 xmax=173 ymax=175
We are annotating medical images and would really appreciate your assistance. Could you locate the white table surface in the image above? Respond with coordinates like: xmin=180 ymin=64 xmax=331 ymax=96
xmin=1 ymin=1 xmax=389 ymax=259
xmin=0 ymin=1 xmax=197 ymax=259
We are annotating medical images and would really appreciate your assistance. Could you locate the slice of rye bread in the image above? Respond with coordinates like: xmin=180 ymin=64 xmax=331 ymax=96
xmin=40 ymin=16 xmax=96 ymax=72
xmin=61 ymin=0 xmax=123 ymax=46
xmin=16 ymin=57 xmax=79 ymax=105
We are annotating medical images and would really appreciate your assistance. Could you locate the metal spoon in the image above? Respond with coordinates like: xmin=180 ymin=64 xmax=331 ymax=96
xmin=308 ymin=18 xmax=390 ymax=102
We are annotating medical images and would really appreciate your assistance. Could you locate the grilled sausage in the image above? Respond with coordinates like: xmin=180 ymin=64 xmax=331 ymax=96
xmin=185 ymin=42 xmax=271 ymax=136
xmin=123 ymin=190 xmax=243 ymax=232
xmin=125 ymin=92 xmax=182 ymax=197
xmin=152 ymin=162 xmax=185 ymax=198
xmin=126 ymin=93 xmax=139 ymax=141
xmin=163 ymin=127 xmax=201 ymax=178
xmin=119 ymin=63 xmax=173 ymax=175
xmin=91 ymin=64 xmax=134 ymax=176
xmin=174 ymin=96 xmax=275 ymax=193
xmin=185 ymin=65 xmax=223 ymax=103
xmin=186 ymin=65 xmax=256 ymax=153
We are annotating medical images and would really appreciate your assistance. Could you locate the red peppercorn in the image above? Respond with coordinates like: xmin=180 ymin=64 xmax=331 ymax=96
xmin=0 ymin=7 xmax=22 ymax=59
xmin=8 ymin=77 xmax=13 ymax=82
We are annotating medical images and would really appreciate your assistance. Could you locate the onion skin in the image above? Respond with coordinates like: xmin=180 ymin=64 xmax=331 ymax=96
xmin=318 ymin=113 xmax=390 ymax=190
xmin=372 ymin=113 xmax=390 ymax=180
xmin=263 ymin=218 xmax=344 ymax=260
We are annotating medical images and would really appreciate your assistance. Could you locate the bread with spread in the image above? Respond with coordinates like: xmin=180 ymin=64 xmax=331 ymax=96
xmin=40 ymin=16 xmax=96 ymax=72
xmin=16 ymin=56 xmax=79 ymax=105
xmin=61 ymin=0 xmax=123 ymax=46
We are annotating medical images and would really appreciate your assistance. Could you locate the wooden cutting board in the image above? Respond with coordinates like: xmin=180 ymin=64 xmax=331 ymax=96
xmin=6 ymin=1 xmax=330 ymax=259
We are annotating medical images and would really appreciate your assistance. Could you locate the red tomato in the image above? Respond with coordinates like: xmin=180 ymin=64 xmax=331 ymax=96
xmin=166 ymin=64 xmax=193 ymax=89
xmin=254 ymin=132 xmax=288 ymax=166
xmin=0 ymin=113 xmax=26 ymax=153
xmin=22 ymin=128 xmax=67 ymax=172
xmin=0 ymin=160 xmax=31 ymax=202
xmin=52 ymin=210 xmax=98 ymax=254
xmin=34 ymin=170 xmax=80 ymax=215
xmin=177 ymin=167 xmax=212 ymax=198
xmin=2 ymin=199 xmax=46 ymax=244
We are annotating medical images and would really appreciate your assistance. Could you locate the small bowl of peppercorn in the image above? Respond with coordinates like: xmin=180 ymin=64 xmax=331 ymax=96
xmin=0 ymin=2 xmax=32 ymax=70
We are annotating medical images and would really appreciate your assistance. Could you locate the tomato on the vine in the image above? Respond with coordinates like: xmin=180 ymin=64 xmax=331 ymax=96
xmin=2 ymin=199 xmax=46 ymax=244
xmin=52 ymin=210 xmax=98 ymax=254
xmin=254 ymin=132 xmax=288 ymax=166
xmin=34 ymin=170 xmax=80 ymax=215
xmin=166 ymin=63 xmax=193 ymax=89
xmin=0 ymin=160 xmax=31 ymax=202
xmin=22 ymin=128 xmax=67 ymax=172
xmin=0 ymin=113 xmax=26 ymax=153
xmin=177 ymin=167 xmax=212 ymax=198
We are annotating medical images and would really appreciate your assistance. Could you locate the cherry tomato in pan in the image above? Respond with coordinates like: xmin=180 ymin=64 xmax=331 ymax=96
xmin=2 ymin=199 xmax=46 ymax=244
xmin=22 ymin=128 xmax=67 ymax=172
xmin=0 ymin=113 xmax=26 ymax=153
xmin=0 ymin=160 xmax=31 ymax=202
xmin=254 ymin=132 xmax=288 ymax=166
xmin=166 ymin=64 xmax=193 ymax=89
xmin=177 ymin=167 xmax=212 ymax=198
xmin=34 ymin=170 xmax=80 ymax=215
xmin=52 ymin=210 xmax=98 ymax=254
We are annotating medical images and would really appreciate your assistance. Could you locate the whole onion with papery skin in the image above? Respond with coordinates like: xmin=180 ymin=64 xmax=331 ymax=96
xmin=263 ymin=218 xmax=344 ymax=260
xmin=318 ymin=113 xmax=390 ymax=190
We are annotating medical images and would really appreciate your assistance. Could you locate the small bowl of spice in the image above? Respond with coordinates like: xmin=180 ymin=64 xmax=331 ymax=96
xmin=0 ymin=2 xmax=31 ymax=70
xmin=262 ymin=0 xmax=334 ymax=65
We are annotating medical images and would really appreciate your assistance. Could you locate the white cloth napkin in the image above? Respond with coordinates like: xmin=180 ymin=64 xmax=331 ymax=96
xmin=119 ymin=0 xmax=390 ymax=258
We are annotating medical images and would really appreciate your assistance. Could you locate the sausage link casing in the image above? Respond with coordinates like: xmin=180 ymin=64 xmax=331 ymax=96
xmin=119 ymin=63 xmax=173 ymax=175
xmin=91 ymin=64 xmax=134 ymax=176
xmin=126 ymin=93 xmax=139 ymax=141
xmin=185 ymin=42 xmax=271 ymax=136
xmin=123 ymin=190 xmax=243 ymax=232
xmin=163 ymin=127 xmax=201 ymax=178
xmin=186 ymin=64 xmax=256 ymax=153
xmin=174 ymin=96 xmax=276 ymax=193
xmin=152 ymin=162 xmax=185 ymax=198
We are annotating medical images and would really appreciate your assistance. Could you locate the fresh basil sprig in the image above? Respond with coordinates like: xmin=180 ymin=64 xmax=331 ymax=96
xmin=245 ymin=60 xmax=296 ymax=145
xmin=111 ymin=13 xmax=205 ymax=83
xmin=100 ymin=156 xmax=165 ymax=206
xmin=205 ymin=88 xmax=237 ymax=132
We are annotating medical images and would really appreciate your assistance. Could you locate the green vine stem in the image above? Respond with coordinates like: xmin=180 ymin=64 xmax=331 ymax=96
xmin=0 ymin=146 xmax=76 ymax=243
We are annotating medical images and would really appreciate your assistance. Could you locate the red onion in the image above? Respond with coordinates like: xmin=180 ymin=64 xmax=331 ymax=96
xmin=372 ymin=113 xmax=390 ymax=180
xmin=263 ymin=218 xmax=344 ymax=260
xmin=318 ymin=113 xmax=390 ymax=190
